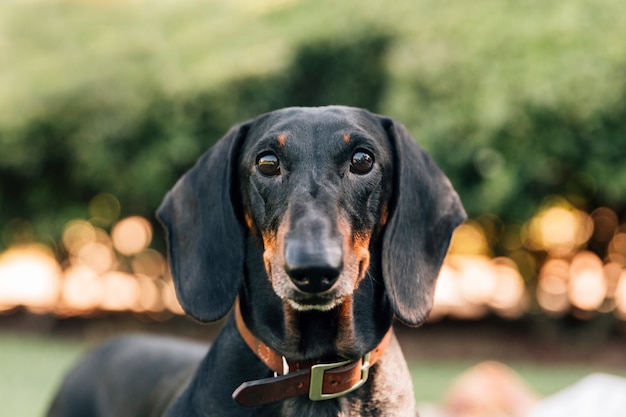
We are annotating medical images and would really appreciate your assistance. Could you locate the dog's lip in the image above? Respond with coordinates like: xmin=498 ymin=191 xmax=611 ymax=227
xmin=286 ymin=292 xmax=344 ymax=311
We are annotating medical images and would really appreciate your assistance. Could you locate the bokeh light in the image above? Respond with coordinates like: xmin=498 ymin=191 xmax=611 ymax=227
xmin=432 ymin=254 xmax=527 ymax=321
xmin=489 ymin=258 xmax=526 ymax=318
xmin=0 ymin=200 xmax=625 ymax=321
xmin=135 ymin=275 xmax=163 ymax=313
xmin=111 ymin=216 xmax=153 ymax=256
xmin=0 ymin=213 xmax=182 ymax=317
xmin=74 ymin=241 xmax=116 ymax=274
xmin=455 ymin=256 xmax=498 ymax=306
xmin=100 ymin=271 xmax=140 ymax=312
xmin=524 ymin=201 xmax=593 ymax=257
xmin=0 ymin=245 xmax=61 ymax=313
xmin=568 ymin=252 xmax=606 ymax=311
xmin=536 ymin=259 xmax=570 ymax=316
xmin=447 ymin=222 xmax=491 ymax=256
xmin=59 ymin=265 xmax=103 ymax=315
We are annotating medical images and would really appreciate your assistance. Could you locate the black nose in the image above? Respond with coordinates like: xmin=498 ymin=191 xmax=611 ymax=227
xmin=284 ymin=242 xmax=342 ymax=294
xmin=285 ymin=265 xmax=341 ymax=293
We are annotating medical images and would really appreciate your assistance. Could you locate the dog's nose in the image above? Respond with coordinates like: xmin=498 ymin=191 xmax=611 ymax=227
xmin=284 ymin=242 xmax=342 ymax=294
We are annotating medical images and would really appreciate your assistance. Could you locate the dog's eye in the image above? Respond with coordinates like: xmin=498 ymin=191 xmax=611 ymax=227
xmin=256 ymin=152 xmax=281 ymax=176
xmin=350 ymin=150 xmax=374 ymax=175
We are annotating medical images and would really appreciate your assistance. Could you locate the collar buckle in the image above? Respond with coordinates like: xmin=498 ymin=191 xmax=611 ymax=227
xmin=308 ymin=352 xmax=371 ymax=401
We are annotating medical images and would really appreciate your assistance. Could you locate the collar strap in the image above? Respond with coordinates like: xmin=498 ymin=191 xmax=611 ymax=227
xmin=232 ymin=301 xmax=392 ymax=407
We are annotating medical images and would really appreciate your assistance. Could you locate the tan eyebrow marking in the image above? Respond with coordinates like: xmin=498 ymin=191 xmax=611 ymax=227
xmin=277 ymin=133 xmax=287 ymax=147
xmin=343 ymin=133 xmax=351 ymax=144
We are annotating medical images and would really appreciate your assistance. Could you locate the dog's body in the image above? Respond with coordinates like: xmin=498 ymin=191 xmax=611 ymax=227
xmin=47 ymin=106 xmax=465 ymax=417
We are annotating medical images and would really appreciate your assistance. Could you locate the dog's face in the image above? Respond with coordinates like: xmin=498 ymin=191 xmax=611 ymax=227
xmin=157 ymin=106 xmax=466 ymax=327
xmin=238 ymin=107 xmax=393 ymax=312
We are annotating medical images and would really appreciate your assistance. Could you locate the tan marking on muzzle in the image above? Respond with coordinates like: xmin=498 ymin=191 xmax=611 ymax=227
xmin=261 ymin=215 xmax=290 ymax=281
xmin=337 ymin=217 xmax=372 ymax=287
xmin=353 ymin=231 xmax=372 ymax=283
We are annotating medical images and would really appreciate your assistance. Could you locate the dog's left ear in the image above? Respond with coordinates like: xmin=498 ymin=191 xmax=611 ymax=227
xmin=381 ymin=119 xmax=466 ymax=326
xmin=157 ymin=122 xmax=251 ymax=323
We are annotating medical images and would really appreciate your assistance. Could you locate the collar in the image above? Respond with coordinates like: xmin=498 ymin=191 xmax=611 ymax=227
xmin=232 ymin=301 xmax=392 ymax=407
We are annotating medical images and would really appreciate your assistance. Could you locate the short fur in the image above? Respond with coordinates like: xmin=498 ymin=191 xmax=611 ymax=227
xmin=47 ymin=106 xmax=466 ymax=417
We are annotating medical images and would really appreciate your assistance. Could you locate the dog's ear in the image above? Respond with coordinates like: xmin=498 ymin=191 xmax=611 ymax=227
xmin=157 ymin=123 xmax=250 ymax=322
xmin=381 ymin=119 xmax=466 ymax=326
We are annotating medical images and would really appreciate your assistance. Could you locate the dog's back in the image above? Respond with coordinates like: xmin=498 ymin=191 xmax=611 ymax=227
xmin=47 ymin=335 xmax=208 ymax=417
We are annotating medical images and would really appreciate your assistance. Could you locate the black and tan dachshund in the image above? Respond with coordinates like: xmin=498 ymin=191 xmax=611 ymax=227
xmin=47 ymin=106 xmax=466 ymax=417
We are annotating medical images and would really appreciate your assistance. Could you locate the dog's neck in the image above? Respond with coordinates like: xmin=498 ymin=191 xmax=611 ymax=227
xmin=239 ymin=295 xmax=393 ymax=363
xmin=235 ymin=300 xmax=392 ymax=374
xmin=281 ymin=299 xmax=356 ymax=360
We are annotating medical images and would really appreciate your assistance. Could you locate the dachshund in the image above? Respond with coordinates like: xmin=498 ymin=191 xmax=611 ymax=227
xmin=47 ymin=106 xmax=466 ymax=417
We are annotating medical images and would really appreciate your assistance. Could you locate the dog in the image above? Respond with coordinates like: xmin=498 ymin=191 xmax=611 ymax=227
xmin=47 ymin=106 xmax=466 ymax=417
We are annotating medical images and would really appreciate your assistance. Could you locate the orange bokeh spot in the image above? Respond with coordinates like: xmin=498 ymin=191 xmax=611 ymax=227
xmin=525 ymin=202 xmax=593 ymax=257
xmin=448 ymin=222 xmax=491 ymax=256
xmin=536 ymin=258 xmax=570 ymax=315
xmin=111 ymin=216 xmax=153 ymax=256
xmin=489 ymin=258 xmax=526 ymax=317
xmin=60 ymin=265 xmax=103 ymax=313
xmin=568 ymin=252 xmax=606 ymax=311
xmin=100 ymin=271 xmax=140 ymax=311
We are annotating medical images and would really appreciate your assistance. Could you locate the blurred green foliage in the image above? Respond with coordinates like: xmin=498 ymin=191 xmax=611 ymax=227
xmin=1 ymin=0 xmax=625 ymax=256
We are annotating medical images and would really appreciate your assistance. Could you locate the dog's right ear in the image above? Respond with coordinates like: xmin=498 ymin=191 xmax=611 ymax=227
xmin=157 ymin=122 xmax=251 ymax=322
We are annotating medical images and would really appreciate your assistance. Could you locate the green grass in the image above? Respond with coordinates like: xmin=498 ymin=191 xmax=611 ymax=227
xmin=0 ymin=333 xmax=85 ymax=417
xmin=1 ymin=331 xmax=624 ymax=416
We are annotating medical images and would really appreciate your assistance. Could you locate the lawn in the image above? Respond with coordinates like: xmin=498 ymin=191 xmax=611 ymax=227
xmin=1 ymin=331 xmax=622 ymax=417
xmin=0 ymin=333 xmax=85 ymax=417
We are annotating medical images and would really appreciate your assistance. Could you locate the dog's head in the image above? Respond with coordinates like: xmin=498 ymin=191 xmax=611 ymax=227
xmin=157 ymin=106 xmax=466 ymax=327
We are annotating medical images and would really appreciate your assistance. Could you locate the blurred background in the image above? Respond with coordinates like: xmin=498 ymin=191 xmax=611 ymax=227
xmin=1 ymin=0 xmax=625 ymax=416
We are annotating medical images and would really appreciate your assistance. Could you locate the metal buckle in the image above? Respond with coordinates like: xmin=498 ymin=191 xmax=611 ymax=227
xmin=274 ymin=356 xmax=290 ymax=377
xmin=308 ymin=353 xmax=371 ymax=401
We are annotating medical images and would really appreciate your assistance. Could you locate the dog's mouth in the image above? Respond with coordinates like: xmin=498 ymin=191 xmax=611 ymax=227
xmin=264 ymin=251 xmax=366 ymax=312
xmin=285 ymin=292 xmax=346 ymax=312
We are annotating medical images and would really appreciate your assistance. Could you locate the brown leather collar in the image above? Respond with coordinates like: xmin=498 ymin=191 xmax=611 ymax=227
xmin=232 ymin=301 xmax=392 ymax=407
